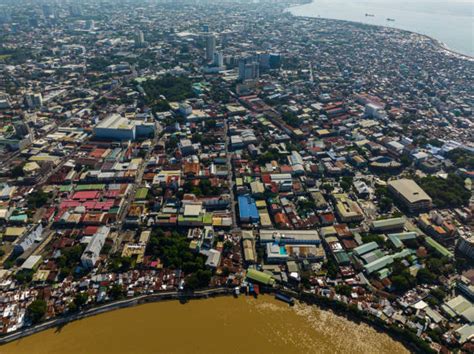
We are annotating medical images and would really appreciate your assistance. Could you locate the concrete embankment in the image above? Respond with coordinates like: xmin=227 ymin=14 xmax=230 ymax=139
xmin=0 ymin=287 xmax=232 ymax=345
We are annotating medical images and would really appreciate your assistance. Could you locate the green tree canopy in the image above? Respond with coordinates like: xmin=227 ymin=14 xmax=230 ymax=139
xmin=27 ymin=299 xmax=47 ymax=324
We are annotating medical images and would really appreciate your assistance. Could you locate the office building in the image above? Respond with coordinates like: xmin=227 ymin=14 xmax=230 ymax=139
xmin=238 ymin=56 xmax=260 ymax=81
xmin=213 ymin=51 xmax=224 ymax=67
xmin=135 ymin=29 xmax=145 ymax=47
xmin=25 ymin=93 xmax=43 ymax=109
xmin=205 ymin=34 xmax=216 ymax=62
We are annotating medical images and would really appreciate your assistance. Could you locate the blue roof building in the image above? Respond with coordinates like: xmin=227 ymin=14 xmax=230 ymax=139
xmin=238 ymin=195 xmax=260 ymax=224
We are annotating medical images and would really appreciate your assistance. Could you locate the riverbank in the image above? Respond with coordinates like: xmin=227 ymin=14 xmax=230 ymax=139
xmin=286 ymin=3 xmax=474 ymax=61
xmin=1 ymin=291 xmax=409 ymax=354
xmin=0 ymin=287 xmax=232 ymax=345
xmin=280 ymin=289 xmax=435 ymax=354
xmin=0 ymin=286 xmax=422 ymax=353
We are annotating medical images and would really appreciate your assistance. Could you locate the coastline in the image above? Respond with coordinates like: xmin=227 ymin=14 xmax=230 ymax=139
xmin=286 ymin=3 xmax=474 ymax=61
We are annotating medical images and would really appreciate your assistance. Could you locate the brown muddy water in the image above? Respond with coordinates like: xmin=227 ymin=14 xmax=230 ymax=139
xmin=1 ymin=295 xmax=408 ymax=354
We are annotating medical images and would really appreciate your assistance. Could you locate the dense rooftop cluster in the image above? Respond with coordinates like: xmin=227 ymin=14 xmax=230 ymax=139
xmin=0 ymin=0 xmax=473 ymax=351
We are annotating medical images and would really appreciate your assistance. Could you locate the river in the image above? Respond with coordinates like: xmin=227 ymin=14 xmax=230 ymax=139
xmin=1 ymin=296 xmax=408 ymax=354
xmin=289 ymin=0 xmax=474 ymax=57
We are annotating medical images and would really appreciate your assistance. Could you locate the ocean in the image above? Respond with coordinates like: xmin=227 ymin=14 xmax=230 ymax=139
xmin=289 ymin=0 xmax=474 ymax=57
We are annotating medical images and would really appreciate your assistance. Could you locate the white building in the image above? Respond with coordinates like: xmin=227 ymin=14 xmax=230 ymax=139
xmin=81 ymin=226 xmax=110 ymax=268
xmin=94 ymin=114 xmax=155 ymax=141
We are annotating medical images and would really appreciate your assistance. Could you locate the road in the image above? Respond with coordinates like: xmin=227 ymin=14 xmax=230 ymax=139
xmin=223 ymin=115 xmax=238 ymax=231
xmin=117 ymin=123 xmax=162 ymax=226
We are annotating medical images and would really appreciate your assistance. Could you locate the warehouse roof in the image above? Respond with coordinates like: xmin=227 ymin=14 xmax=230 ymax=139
xmin=371 ymin=217 xmax=406 ymax=230
xmin=246 ymin=269 xmax=275 ymax=285
xmin=388 ymin=179 xmax=432 ymax=204
xmin=238 ymin=195 xmax=259 ymax=221
xmin=425 ymin=237 xmax=453 ymax=258
xmin=354 ymin=241 xmax=379 ymax=257
xmin=364 ymin=255 xmax=393 ymax=274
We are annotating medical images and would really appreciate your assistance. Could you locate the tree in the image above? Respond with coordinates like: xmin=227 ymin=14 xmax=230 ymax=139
xmin=321 ymin=184 xmax=334 ymax=194
xmin=446 ymin=148 xmax=474 ymax=169
xmin=400 ymin=154 xmax=412 ymax=167
xmin=109 ymin=256 xmax=133 ymax=273
xmin=429 ymin=288 xmax=446 ymax=302
xmin=223 ymin=240 xmax=233 ymax=254
xmin=417 ymin=174 xmax=470 ymax=208
xmin=392 ymin=270 xmax=416 ymax=291
xmin=416 ymin=268 xmax=436 ymax=284
xmin=11 ymin=165 xmax=24 ymax=178
xmin=361 ymin=233 xmax=384 ymax=246
xmin=340 ymin=176 xmax=353 ymax=192
xmin=379 ymin=197 xmax=393 ymax=213
xmin=27 ymin=299 xmax=47 ymax=324
xmin=57 ymin=244 xmax=85 ymax=279
xmin=391 ymin=275 xmax=410 ymax=291
xmin=146 ymin=231 xmax=206 ymax=272
xmin=186 ymin=269 xmax=212 ymax=291
xmin=27 ymin=190 xmax=50 ymax=208
xmin=335 ymin=284 xmax=352 ymax=297
xmin=73 ymin=292 xmax=88 ymax=310
xmin=109 ymin=284 xmax=125 ymax=300
xmin=326 ymin=258 xmax=339 ymax=278
xmin=15 ymin=269 xmax=34 ymax=284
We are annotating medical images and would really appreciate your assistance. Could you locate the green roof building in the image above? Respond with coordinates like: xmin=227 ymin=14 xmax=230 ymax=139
xmin=246 ymin=269 xmax=275 ymax=286
xmin=425 ymin=237 xmax=453 ymax=258
xmin=364 ymin=255 xmax=393 ymax=274
xmin=354 ymin=241 xmax=379 ymax=257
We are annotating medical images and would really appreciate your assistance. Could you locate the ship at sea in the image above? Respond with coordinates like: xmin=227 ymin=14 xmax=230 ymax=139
xmin=365 ymin=13 xmax=375 ymax=17
xmin=386 ymin=18 xmax=395 ymax=22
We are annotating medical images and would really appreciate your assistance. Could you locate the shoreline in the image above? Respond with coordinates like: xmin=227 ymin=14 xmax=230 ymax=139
xmin=0 ymin=287 xmax=426 ymax=353
xmin=0 ymin=288 xmax=232 ymax=345
xmin=286 ymin=3 xmax=474 ymax=61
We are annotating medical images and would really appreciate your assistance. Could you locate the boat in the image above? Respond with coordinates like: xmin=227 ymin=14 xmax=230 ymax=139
xmin=275 ymin=292 xmax=295 ymax=306
xmin=386 ymin=18 xmax=395 ymax=22
xmin=365 ymin=13 xmax=375 ymax=17
xmin=233 ymin=286 xmax=240 ymax=297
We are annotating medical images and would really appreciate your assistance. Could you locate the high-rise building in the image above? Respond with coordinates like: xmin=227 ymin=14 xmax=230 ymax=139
xmin=42 ymin=4 xmax=53 ymax=18
xmin=0 ymin=8 xmax=11 ymax=24
xmin=85 ymin=20 xmax=94 ymax=30
xmin=206 ymin=34 xmax=216 ymax=62
xmin=213 ymin=52 xmax=224 ymax=67
xmin=457 ymin=233 xmax=474 ymax=260
xmin=238 ymin=56 xmax=260 ymax=81
xmin=135 ymin=30 xmax=145 ymax=47
xmin=69 ymin=5 xmax=82 ymax=17
xmin=25 ymin=93 xmax=43 ymax=109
